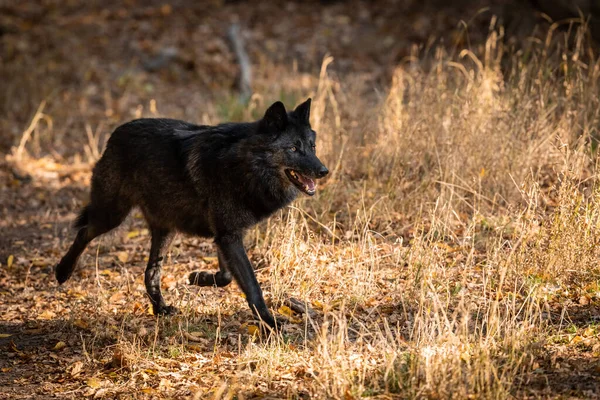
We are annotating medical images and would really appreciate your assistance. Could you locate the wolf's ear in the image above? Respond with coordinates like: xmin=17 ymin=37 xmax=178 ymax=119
xmin=261 ymin=101 xmax=288 ymax=132
xmin=294 ymin=98 xmax=311 ymax=123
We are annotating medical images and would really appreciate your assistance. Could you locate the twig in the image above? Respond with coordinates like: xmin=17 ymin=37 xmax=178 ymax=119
xmin=15 ymin=100 xmax=46 ymax=161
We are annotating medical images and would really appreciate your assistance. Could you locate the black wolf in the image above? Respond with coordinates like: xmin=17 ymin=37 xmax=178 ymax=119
xmin=55 ymin=99 xmax=328 ymax=330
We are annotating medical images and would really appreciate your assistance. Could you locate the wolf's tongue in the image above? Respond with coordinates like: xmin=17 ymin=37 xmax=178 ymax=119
xmin=297 ymin=174 xmax=316 ymax=191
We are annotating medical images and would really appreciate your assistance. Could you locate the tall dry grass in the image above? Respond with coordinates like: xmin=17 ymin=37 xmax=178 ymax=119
xmin=225 ymin=22 xmax=600 ymax=398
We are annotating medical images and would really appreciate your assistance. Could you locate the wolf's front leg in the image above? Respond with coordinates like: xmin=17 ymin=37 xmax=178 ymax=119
xmin=145 ymin=228 xmax=177 ymax=315
xmin=215 ymin=234 xmax=276 ymax=330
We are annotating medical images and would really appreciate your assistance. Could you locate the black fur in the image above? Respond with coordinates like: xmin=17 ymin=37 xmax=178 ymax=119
xmin=73 ymin=205 xmax=89 ymax=229
xmin=55 ymin=99 xmax=328 ymax=330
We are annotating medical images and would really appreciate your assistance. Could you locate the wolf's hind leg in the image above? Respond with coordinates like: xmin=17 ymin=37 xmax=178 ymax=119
xmin=145 ymin=228 xmax=176 ymax=315
xmin=55 ymin=227 xmax=93 ymax=284
xmin=189 ymin=251 xmax=233 ymax=287
xmin=55 ymin=203 xmax=130 ymax=284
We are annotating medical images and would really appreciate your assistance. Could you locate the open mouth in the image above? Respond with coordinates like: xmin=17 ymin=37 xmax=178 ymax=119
xmin=285 ymin=169 xmax=316 ymax=196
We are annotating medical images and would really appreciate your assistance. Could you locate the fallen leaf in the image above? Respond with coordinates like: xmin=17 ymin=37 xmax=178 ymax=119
xmin=583 ymin=327 xmax=596 ymax=337
xmin=100 ymin=269 xmax=119 ymax=278
xmin=159 ymin=378 xmax=171 ymax=389
xmin=117 ymin=251 xmax=128 ymax=263
xmin=278 ymin=305 xmax=295 ymax=318
xmin=579 ymin=295 xmax=591 ymax=306
xmin=161 ymin=275 xmax=177 ymax=290
xmin=70 ymin=361 xmax=83 ymax=377
xmin=93 ymin=388 xmax=110 ymax=399
xmin=38 ymin=310 xmax=56 ymax=320
xmin=86 ymin=377 xmax=102 ymax=389
xmin=312 ymin=300 xmax=324 ymax=309
xmin=67 ymin=289 xmax=86 ymax=299
xmin=53 ymin=341 xmax=66 ymax=351
xmin=278 ymin=305 xmax=303 ymax=324
xmin=127 ymin=230 xmax=140 ymax=239
xmin=132 ymin=302 xmax=144 ymax=314
xmin=160 ymin=4 xmax=172 ymax=16
xmin=571 ymin=335 xmax=584 ymax=345
xmin=186 ymin=344 xmax=203 ymax=352
xmin=109 ymin=291 xmax=125 ymax=304
xmin=110 ymin=348 xmax=128 ymax=368
xmin=73 ymin=319 xmax=89 ymax=329
xmin=7 ymin=255 xmax=14 ymax=268
xmin=247 ymin=325 xmax=260 ymax=335
xmin=0 ymin=333 xmax=12 ymax=338
xmin=32 ymin=258 xmax=48 ymax=267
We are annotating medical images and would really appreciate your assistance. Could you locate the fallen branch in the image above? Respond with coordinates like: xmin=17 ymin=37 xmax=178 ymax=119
xmin=227 ymin=23 xmax=252 ymax=104
xmin=286 ymin=297 xmax=317 ymax=318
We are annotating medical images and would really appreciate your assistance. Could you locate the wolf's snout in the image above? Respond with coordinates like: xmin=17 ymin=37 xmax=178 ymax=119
xmin=317 ymin=166 xmax=329 ymax=178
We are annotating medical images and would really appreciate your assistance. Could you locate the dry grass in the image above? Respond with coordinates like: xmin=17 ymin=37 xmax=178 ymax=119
xmin=4 ymin=20 xmax=600 ymax=400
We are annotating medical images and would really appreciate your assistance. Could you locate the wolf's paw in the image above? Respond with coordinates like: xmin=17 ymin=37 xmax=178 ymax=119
xmin=55 ymin=259 xmax=74 ymax=284
xmin=153 ymin=305 xmax=178 ymax=316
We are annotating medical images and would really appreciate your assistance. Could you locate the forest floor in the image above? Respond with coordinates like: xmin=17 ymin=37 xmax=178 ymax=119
xmin=2 ymin=1 xmax=600 ymax=399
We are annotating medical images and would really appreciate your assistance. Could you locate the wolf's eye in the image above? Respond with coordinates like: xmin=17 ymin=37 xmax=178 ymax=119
xmin=290 ymin=146 xmax=297 ymax=152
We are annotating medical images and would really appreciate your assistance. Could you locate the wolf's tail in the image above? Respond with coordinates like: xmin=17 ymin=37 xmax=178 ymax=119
xmin=73 ymin=205 xmax=90 ymax=229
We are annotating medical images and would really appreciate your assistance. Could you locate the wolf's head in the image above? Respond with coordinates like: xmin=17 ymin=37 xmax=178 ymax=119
xmin=257 ymin=99 xmax=329 ymax=196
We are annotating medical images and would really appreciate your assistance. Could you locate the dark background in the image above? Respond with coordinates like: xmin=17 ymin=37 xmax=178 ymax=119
xmin=2 ymin=0 xmax=599 ymax=155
